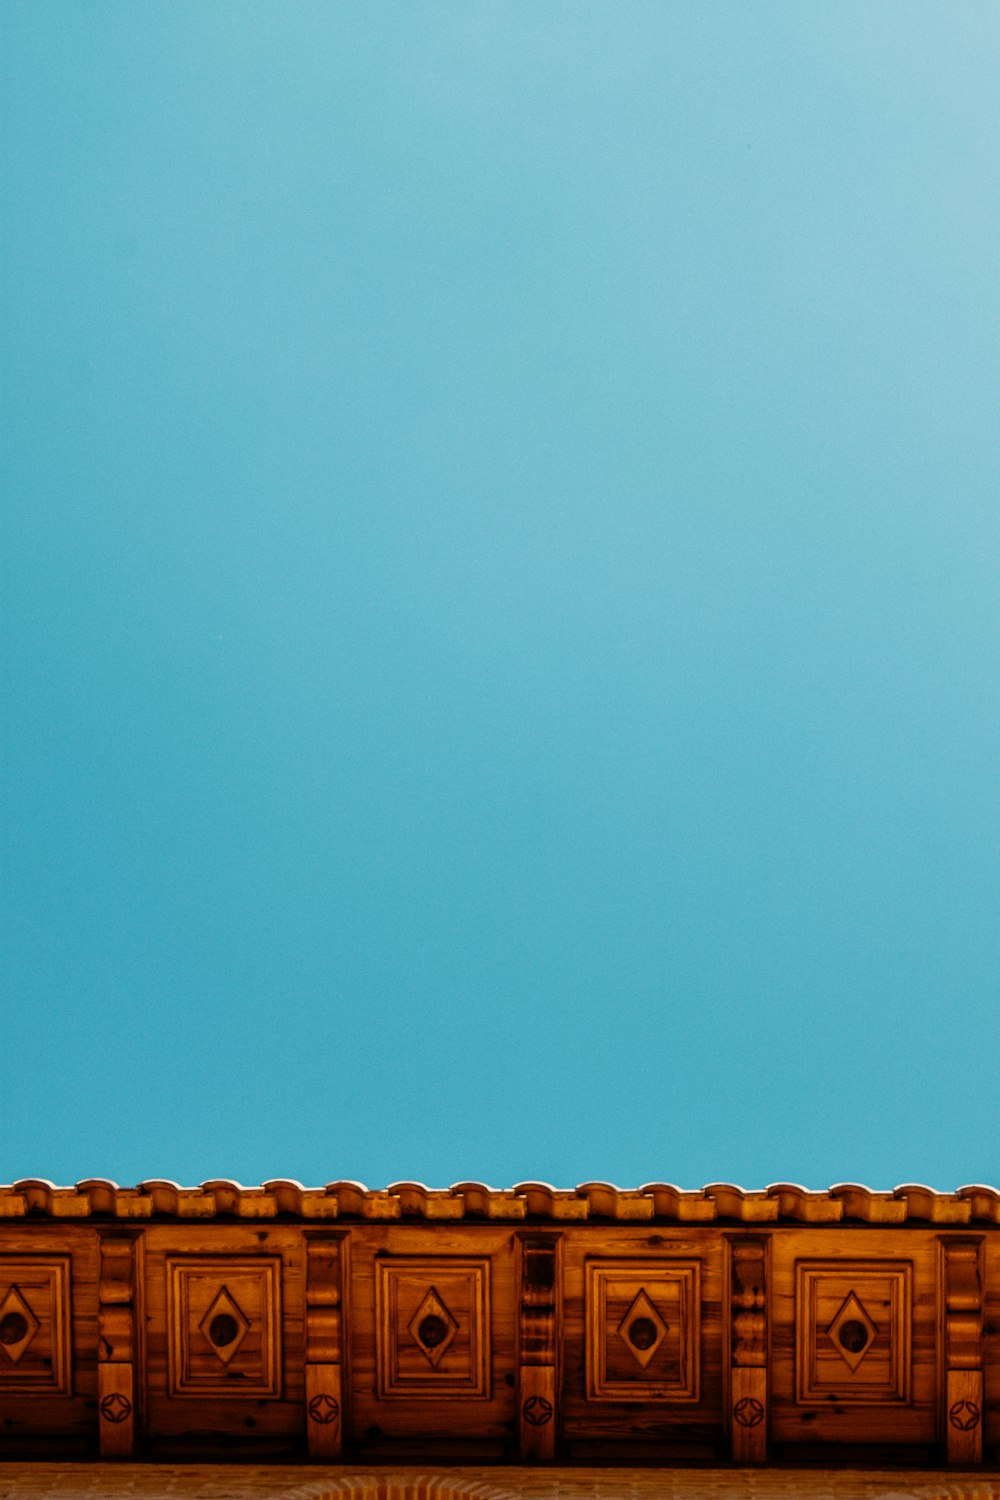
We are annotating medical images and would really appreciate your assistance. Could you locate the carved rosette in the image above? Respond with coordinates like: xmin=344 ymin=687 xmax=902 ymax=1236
xmin=941 ymin=1239 xmax=983 ymax=1465
xmin=729 ymin=1239 xmax=767 ymax=1462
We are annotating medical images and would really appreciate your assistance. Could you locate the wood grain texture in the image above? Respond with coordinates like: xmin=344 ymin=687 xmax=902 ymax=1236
xmin=729 ymin=1238 xmax=767 ymax=1463
xmin=771 ymin=1230 xmax=936 ymax=1454
xmin=166 ymin=1256 xmax=282 ymax=1398
xmin=585 ymin=1258 xmax=700 ymax=1402
xmin=795 ymin=1259 xmax=912 ymax=1405
xmin=375 ymin=1257 xmax=490 ymax=1400
xmin=141 ymin=1225 xmax=304 ymax=1456
xmin=941 ymin=1239 xmax=983 ymax=1465
xmin=983 ymin=1230 xmax=1000 ymax=1462
xmin=348 ymin=1227 xmax=516 ymax=1462
xmin=305 ymin=1233 xmax=347 ymax=1459
xmin=98 ymin=1235 xmax=137 ymax=1457
xmin=517 ymin=1234 xmax=559 ymax=1462
xmin=0 ymin=1256 xmax=72 ymax=1396
xmin=562 ymin=1229 xmax=724 ymax=1461
xmin=0 ymin=1226 xmax=97 ymax=1457
xmin=0 ymin=1211 xmax=997 ymax=1467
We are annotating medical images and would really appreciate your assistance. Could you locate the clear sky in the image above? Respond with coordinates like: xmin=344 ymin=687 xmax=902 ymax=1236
xmin=2 ymin=2 xmax=999 ymax=1193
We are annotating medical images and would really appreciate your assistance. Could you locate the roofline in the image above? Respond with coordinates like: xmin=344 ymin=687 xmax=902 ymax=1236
xmin=1 ymin=1179 xmax=998 ymax=1224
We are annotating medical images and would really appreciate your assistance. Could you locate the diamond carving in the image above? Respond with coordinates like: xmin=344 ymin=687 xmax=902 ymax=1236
xmin=586 ymin=1259 xmax=700 ymax=1402
xmin=0 ymin=1285 xmax=40 ymax=1365
xmin=826 ymin=1291 xmax=878 ymax=1373
xmin=408 ymin=1286 xmax=458 ymax=1367
xmin=198 ymin=1285 xmax=250 ymax=1365
xmin=616 ymin=1289 xmax=668 ymax=1369
xmin=167 ymin=1257 xmax=281 ymax=1398
xmin=0 ymin=1259 xmax=72 ymax=1394
xmin=795 ymin=1260 xmax=911 ymax=1406
xmin=376 ymin=1257 xmax=490 ymax=1398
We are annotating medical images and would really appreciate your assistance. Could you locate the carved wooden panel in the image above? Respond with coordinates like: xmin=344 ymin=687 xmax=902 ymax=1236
xmin=795 ymin=1260 xmax=911 ymax=1405
xmin=940 ymin=1238 xmax=983 ymax=1465
xmin=0 ymin=1256 xmax=72 ymax=1395
xmin=585 ymin=1259 xmax=699 ymax=1402
xmin=375 ymin=1256 xmax=490 ymax=1399
xmin=5 ymin=1207 xmax=1000 ymax=1465
xmin=517 ymin=1233 xmax=560 ymax=1460
xmin=729 ymin=1238 xmax=767 ymax=1462
xmin=984 ymin=1230 xmax=1000 ymax=1463
xmin=98 ymin=1235 xmax=138 ymax=1456
xmin=305 ymin=1233 xmax=347 ymax=1459
xmin=166 ymin=1256 xmax=281 ymax=1398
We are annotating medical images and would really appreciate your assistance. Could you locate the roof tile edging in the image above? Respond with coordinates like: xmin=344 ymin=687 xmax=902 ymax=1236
xmin=1 ymin=1179 xmax=998 ymax=1224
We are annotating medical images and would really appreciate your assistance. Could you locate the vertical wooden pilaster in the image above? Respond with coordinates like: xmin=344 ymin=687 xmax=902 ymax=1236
xmin=305 ymin=1232 xmax=347 ymax=1459
xmin=729 ymin=1237 xmax=767 ymax=1463
xmin=97 ymin=1234 xmax=137 ymax=1458
xmin=517 ymin=1232 xmax=560 ymax=1462
xmin=941 ymin=1238 xmax=983 ymax=1465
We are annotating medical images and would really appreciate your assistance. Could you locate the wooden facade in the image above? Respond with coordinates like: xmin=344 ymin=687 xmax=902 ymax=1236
xmin=0 ymin=1180 xmax=998 ymax=1473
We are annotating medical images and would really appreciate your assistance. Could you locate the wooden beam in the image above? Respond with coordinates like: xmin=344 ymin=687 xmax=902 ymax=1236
xmin=305 ymin=1232 xmax=348 ymax=1459
xmin=97 ymin=1234 xmax=138 ymax=1458
xmin=729 ymin=1237 xmax=767 ymax=1463
xmin=517 ymin=1232 xmax=560 ymax=1462
xmin=940 ymin=1238 xmax=983 ymax=1465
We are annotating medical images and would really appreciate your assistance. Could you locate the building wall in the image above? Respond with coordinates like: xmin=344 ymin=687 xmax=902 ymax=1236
xmin=1 ymin=1183 xmax=998 ymax=1469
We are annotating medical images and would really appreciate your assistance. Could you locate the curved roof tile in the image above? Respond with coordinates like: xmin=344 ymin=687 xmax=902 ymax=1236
xmin=1 ymin=1179 xmax=998 ymax=1223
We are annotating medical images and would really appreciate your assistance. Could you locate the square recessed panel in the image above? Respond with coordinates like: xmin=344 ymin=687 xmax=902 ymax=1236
xmin=376 ymin=1257 xmax=490 ymax=1399
xmin=586 ymin=1259 xmax=700 ymax=1401
xmin=0 ymin=1258 xmax=71 ymax=1394
xmin=795 ymin=1260 xmax=912 ymax=1405
xmin=167 ymin=1257 xmax=281 ymax=1398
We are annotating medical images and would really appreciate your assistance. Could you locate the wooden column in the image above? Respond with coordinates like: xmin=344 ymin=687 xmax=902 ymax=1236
xmin=97 ymin=1233 xmax=138 ymax=1458
xmin=729 ymin=1237 xmax=767 ymax=1463
xmin=941 ymin=1238 xmax=983 ymax=1465
xmin=517 ymin=1232 xmax=560 ymax=1462
xmin=305 ymin=1232 xmax=348 ymax=1459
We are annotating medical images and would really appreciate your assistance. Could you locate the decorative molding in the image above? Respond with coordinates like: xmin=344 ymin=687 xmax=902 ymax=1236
xmin=0 ymin=1256 xmax=71 ymax=1395
xmin=940 ymin=1238 xmax=983 ymax=1465
xmin=308 ymin=1391 xmax=339 ymax=1423
xmin=305 ymin=1233 xmax=348 ymax=1459
xmin=729 ymin=1238 xmax=766 ymax=1462
xmin=98 ymin=1234 xmax=138 ymax=1457
xmin=166 ymin=1256 xmax=281 ymax=1398
xmin=98 ymin=1390 xmax=131 ymax=1423
xmin=795 ymin=1260 xmax=912 ymax=1406
xmin=517 ymin=1233 xmax=559 ymax=1461
xmin=4 ymin=1179 xmax=1000 ymax=1225
xmin=522 ymin=1394 xmax=553 ymax=1425
xmin=375 ymin=1256 xmax=490 ymax=1400
xmin=585 ymin=1259 xmax=699 ymax=1402
xmin=0 ymin=1190 xmax=996 ymax=1469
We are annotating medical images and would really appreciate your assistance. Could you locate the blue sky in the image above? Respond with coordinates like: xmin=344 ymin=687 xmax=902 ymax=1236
xmin=2 ymin=2 xmax=999 ymax=1191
